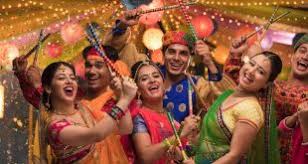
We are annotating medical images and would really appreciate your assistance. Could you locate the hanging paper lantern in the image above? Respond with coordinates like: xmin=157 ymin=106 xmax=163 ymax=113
xmin=139 ymin=0 xmax=163 ymax=25
xmin=151 ymin=49 xmax=164 ymax=65
xmin=235 ymin=26 xmax=258 ymax=46
xmin=260 ymin=34 xmax=273 ymax=50
xmin=0 ymin=43 xmax=19 ymax=70
xmin=44 ymin=43 xmax=63 ymax=58
xmin=212 ymin=46 xmax=229 ymax=65
xmin=191 ymin=15 xmax=214 ymax=38
xmin=60 ymin=22 xmax=84 ymax=44
xmin=142 ymin=28 xmax=164 ymax=50
xmin=73 ymin=59 xmax=85 ymax=79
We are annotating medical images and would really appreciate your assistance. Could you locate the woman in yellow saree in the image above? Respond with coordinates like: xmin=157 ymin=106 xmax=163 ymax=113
xmin=193 ymin=51 xmax=282 ymax=164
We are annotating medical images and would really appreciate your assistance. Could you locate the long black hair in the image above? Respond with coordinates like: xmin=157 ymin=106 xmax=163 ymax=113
xmin=251 ymin=51 xmax=282 ymax=163
xmin=41 ymin=61 xmax=76 ymax=110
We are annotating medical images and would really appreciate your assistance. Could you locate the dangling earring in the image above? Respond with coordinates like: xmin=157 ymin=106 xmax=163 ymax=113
xmin=137 ymin=93 xmax=142 ymax=107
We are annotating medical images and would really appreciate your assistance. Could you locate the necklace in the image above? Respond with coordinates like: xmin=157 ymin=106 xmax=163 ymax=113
xmin=53 ymin=109 xmax=79 ymax=116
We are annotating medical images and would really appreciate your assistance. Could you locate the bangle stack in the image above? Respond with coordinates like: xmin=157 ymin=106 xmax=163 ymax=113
xmin=163 ymin=138 xmax=172 ymax=148
xmin=163 ymin=138 xmax=178 ymax=148
xmin=106 ymin=105 xmax=125 ymax=120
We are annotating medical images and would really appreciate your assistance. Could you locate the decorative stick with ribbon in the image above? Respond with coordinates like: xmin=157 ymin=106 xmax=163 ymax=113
xmin=177 ymin=0 xmax=198 ymax=42
xmin=85 ymin=23 xmax=124 ymax=79
xmin=139 ymin=1 xmax=196 ymax=15
xmin=125 ymin=1 xmax=197 ymax=20
xmin=22 ymin=32 xmax=50 ymax=60
xmin=166 ymin=112 xmax=189 ymax=161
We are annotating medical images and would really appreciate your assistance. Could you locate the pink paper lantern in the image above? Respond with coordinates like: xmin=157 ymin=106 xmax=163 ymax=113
xmin=44 ymin=43 xmax=63 ymax=58
xmin=60 ymin=22 xmax=84 ymax=44
xmin=139 ymin=0 xmax=163 ymax=25
xmin=191 ymin=15 xmax=214 ymax=38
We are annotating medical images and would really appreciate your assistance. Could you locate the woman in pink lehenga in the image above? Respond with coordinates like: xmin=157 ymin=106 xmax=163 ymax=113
xmin=39 ymin=61 xmax=137 ymax=163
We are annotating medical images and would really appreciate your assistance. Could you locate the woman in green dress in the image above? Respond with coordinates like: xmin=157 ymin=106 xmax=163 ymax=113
xmin=191 ymin=51 xmax=282 ymax=164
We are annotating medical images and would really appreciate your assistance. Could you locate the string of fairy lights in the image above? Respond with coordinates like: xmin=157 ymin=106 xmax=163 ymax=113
xmin=197 ymin=0 xmax=306 ymax=6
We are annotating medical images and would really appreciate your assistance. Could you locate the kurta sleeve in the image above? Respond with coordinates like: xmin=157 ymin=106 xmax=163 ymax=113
xmin=278 ymin=117 xmax=296 ymax=132
xmin=14 ymin=70 xmax=42 ymax=109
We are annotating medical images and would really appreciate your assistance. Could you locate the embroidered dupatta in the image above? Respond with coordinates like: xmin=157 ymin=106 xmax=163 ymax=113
xmin=137 ymin=107 xmax=178 ymax=164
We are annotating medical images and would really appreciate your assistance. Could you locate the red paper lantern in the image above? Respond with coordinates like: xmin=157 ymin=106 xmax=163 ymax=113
xmin=44 ymin=43 xmax=63 ymax=58
xmin=60 ymin=22 xmax=84 ymax=44
xmin=73 ymin=59 xmax=85 ymax=79
xmin=191 ymin=15 xmax=214 ymax=38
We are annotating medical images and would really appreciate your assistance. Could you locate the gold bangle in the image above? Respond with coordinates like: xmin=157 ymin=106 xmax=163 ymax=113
xmin=162 ymin=138 xmax=172 ymax=148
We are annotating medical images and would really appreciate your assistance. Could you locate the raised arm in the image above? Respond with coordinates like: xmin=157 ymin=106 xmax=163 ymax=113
xmin=111 ymin=76 xmax=137 ymax=135
xmin=195 ymin=40 xmax=221 ymax=81
xmin=55 ymin=76 xmax=137 ymax=146
xmin=13 ymin=56 xmax=42 ymax=109
xmin=223 ymin=37 xmax=248 ymax=83
xmin=102 ymin=9 xmax=147 ymax=69
xmin=297 ymin=101 xmax=308 ymax=163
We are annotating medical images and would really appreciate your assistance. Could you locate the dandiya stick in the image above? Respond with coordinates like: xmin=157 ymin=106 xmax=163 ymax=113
xmin=167 ymin=112 xmax=189 ymax=160
xmin=86 ymin=24 xmax=124 ymax=79
xmin=188 ymin=79 xmax=193 ymax=116
xmin=186 ymin=74 xmax=209 ymax=116
xmin=176 ymin=0 xmax=200 ymax=116
xmin=235 ymin=11 xmax=291 ymax=48
xmin=139 ymin=1 xmax=196 ymax=15
xmin=22 ymin=33 xmax=50 ymax=60
xmin=125 ymin=1 xmax=197 ymax=20
xmin=32 ymin=30 xmax=44 ymax=66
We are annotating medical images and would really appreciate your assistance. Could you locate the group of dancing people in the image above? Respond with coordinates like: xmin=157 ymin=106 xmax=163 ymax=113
xmin=12 ymin=9 xmax=308 ymax=164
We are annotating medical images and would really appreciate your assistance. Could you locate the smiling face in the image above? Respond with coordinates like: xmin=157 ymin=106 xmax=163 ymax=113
xmin=291 ymin=43 xmax=308 ymax=79
xmin=136 ymin=65 xmax=165 ymax=102
xmin=238 ymin=54 xmax=272 ymax=92
xmin=47 ymin=65 xmax=78 ymax=104
xmin=84 ymin=57 xmax=111 ymax=92
xmin=164 ymin=44 xmax=191 ymax=76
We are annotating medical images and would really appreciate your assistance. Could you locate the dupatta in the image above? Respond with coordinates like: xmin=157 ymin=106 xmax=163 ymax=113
xmin=195 ymin=89 xmax=280 ymax=164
